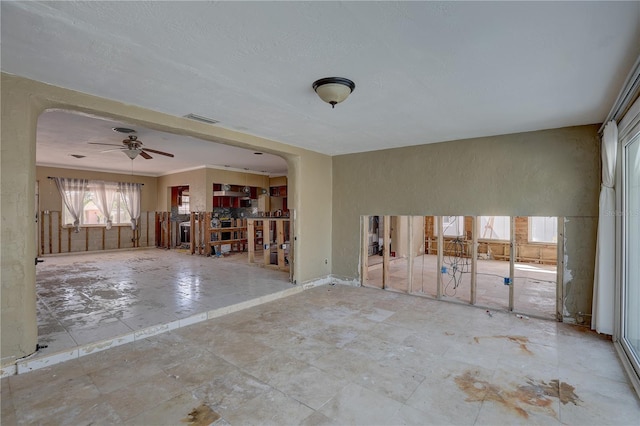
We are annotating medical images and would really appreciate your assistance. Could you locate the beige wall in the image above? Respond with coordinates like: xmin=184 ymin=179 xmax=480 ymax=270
xmin=157 ymin=168 xmax=207 ymax=211
xmin=1 ymin=73 xmax=332 ymax=364
xmin=332 ymin=125 xmax=600 ymax=320
xmin=157 ymin=168 xmax=272 ymax=212
xmin=269 ymin=176 xmax=288 ymax=187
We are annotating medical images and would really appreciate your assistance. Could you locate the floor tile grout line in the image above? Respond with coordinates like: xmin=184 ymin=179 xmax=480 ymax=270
xmin=8 ymin=284 xmax=323 ymax=377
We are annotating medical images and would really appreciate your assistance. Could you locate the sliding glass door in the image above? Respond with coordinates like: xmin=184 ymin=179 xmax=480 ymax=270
xmin=622 ymin=132 xmax=640 ymax=373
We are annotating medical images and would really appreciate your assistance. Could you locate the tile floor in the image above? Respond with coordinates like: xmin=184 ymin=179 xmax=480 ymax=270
xmin=2 ymin=285 xmax=639 ymax=425
xmin=367 ymin=255 xmax=557 ymax=319
xmin=34 ymin=249 xmax=292 ymax=355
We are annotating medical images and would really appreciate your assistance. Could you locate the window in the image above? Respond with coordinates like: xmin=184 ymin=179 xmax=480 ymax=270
xmin=438 ymin=216 xmax=465 ymax=237
xmin=479 ymin=216 xmax=510 ymax=240
xmin=529 ymin=217 xmax=557 ymax=243
xmin=622 ymin=133 xmax=640 ymax=367
xmin=178 ymin=194 xmax=190 ymax=214
xmin=61 ymin=180 xmax=134 ymax=227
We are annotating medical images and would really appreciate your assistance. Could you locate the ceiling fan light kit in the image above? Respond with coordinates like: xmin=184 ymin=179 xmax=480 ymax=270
xmin=88 ymin=133 xmax=174 ymax=160
xmin=124 ymin=149 xmax=140 ymax=160
xmin=312 ymin=77 xmax=355 ymax=108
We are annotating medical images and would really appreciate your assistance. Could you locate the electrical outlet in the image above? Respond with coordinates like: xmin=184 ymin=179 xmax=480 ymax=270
xmin=324 ymin=259 xmax=328 ymax=264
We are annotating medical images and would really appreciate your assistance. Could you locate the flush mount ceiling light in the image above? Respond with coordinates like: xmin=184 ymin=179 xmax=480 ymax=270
xmin=312 ymin=77 xmax=355 ymax=108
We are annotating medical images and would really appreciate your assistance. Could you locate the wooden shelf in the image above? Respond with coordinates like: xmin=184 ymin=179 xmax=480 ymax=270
xmin=209 ymin=239 xmax=247 ymax=245
xmin=247 ymin=218 xmax=290 ymax=272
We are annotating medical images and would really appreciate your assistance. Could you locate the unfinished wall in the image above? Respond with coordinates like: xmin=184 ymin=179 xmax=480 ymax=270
xmin=33 ymin=166 xmax=158 ymax=255
xmin=332 ymin=125 xmax=600 ymax=319
xmin=424 ymin=216 xmax=558 ymax=264
xmin=36 ymin=211 xmax=155 ymax=254
xmin=1 ymin=73 xmax=332 ymax=365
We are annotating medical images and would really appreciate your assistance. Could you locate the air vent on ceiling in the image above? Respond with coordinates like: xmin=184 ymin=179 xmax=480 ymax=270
xmin=112 ymin=127 xmax=136 ymax=134
xmin=183 ymin=113 xmax=219 ymax=125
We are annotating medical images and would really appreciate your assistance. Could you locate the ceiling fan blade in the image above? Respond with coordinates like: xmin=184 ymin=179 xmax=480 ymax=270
xmin=100 ymin=148 xmax=125 ymax=153
xmin=139 ymin=150 xmax=153 ymax=160
xmin=89 ymin=142 xmax=125 ymax=147
xmin=142 ymin=148 xmax=174 ymax=158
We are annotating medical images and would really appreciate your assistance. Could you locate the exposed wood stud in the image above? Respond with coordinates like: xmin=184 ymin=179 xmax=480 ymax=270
xmin=247 ymin=219 xmax=255 ymax=262
xmin=57 ymin=212 xmax=62 ymax=254
xmin=48 ymin=212 xmax=52 ymax=254
xmin=361 ymin=216 xmax=369 ymax=285
xmin=40 ymin=211 xmax=45 ymax=255
xmin=190 ymin=212 xmax=195 ymax=254
xmin=263 ymin=219 xmax=270 ymax=267
xmin=437 ymin=216 xmax=443 ymax=299
xmin=509 ymin=216 xmax=515 ymax=311
xmin=407 ymin=216 xmax=415 ymax=293
xmin=471 ymin=216 xmax=478 ymax=305
xmin=277 ymin=219 xmax=285 ymax=269
xmin=383 ymin=215 xmax=390 ymax=289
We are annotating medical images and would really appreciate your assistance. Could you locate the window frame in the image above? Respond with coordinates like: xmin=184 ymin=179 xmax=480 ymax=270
xmin=528 ymin=216 xmax=558 ymax=244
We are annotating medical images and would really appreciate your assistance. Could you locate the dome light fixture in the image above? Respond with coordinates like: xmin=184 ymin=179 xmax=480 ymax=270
xmin=312 ymin=77 xmax=355 ymax=108
xmin=124 ymin=149 xmax=141 ymax=160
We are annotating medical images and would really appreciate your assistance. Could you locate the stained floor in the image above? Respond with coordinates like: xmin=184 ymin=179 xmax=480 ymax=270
xmin=34 ymin=249 xmax=292 ymax=355
xmin=2 ymin=285 xmax=639 ymax=425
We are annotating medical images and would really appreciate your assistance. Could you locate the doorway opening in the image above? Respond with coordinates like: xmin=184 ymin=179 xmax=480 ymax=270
xmin=34 ymin=109 xmax=293 ymax=359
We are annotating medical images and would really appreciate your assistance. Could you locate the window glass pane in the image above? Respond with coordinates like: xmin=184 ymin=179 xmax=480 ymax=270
xmin=178 ymin=195 xmax=190 ymax=214
xmin=118 ymin=196 xmax=132 ymax=224
xmin=62 ymin=205 xmax=76 ymax=225
xmin=529 ymin=217 xmax=557 ymax=243
xmin=479 ymin=216 xmax=510 ymax=240
xmin=84 ymin=199 xmax=105 ymax=224
xmin=441 ymin=216 xmax=464 ymax=237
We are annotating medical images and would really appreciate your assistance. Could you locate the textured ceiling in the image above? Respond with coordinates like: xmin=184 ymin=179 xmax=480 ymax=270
xmin=2 ymin=1 xmax=639 ymax=173
xmin=36 ymin=110 xmax=288 ymax=177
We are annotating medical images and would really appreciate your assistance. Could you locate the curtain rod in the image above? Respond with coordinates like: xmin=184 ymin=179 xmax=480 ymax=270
xmin=47 ymin=176 xmax=144 ymax=186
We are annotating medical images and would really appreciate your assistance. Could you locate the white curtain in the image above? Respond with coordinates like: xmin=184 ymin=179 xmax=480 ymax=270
xmin=120 ymin=182 xmax=141 ymax=230
xmin=93 ymin=181 xmax=118 ymax=230
xmin=53 ymin=177 xmax=87 ymax=232
xmin=592 ymin=121 xmax=618 ymax=334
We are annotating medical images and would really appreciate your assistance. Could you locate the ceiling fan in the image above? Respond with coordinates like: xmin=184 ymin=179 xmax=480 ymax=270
xmin=89 ymin=135 xmax=174 ymax=160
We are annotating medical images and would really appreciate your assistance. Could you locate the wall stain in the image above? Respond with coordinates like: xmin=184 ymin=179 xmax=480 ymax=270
xmin=454 ymin=370 xmax=581 ymax=419
xmin=181 ymin=404 xmax=220 ymax=425
xmin=474 ymin=335 xmax=532 ymax=355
